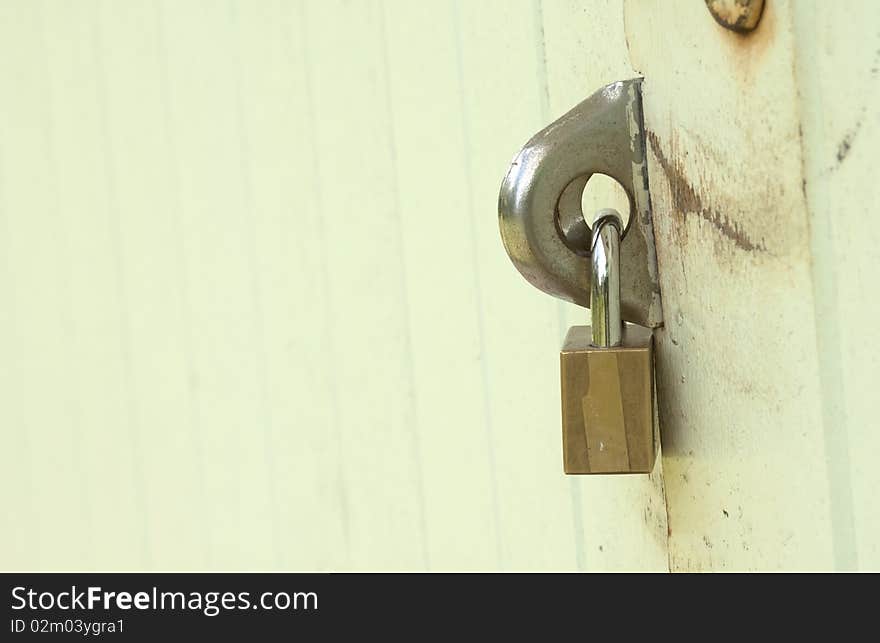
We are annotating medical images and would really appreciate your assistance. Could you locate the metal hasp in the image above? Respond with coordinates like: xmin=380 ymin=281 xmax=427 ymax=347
xmin=497 ymin=79 xmax=662 ymax=328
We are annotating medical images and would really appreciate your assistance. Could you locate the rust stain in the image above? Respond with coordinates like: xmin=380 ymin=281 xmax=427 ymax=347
xmin=647 ymin=130 xmax=767 ymax=254
xmin=713 ymin=0 xmax=776 ymax=87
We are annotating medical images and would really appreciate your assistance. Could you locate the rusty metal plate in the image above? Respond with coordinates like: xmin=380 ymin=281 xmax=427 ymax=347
xmin=498 ymin=79 xmax=663 ymax=328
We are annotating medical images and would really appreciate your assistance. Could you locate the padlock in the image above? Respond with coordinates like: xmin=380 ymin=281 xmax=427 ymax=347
xmin=560 ymin=209 xmax=657 ymax=474
xmin=498 ymin=79 xmax=663 ymax=474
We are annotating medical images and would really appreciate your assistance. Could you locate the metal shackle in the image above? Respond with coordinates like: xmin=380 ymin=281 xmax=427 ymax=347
xmin=589 ymin=209 xmax=623 ymax=347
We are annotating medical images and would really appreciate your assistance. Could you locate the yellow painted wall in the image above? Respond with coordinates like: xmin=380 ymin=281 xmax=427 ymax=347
xmin=0 ymin=0 xmax=666 ymax=571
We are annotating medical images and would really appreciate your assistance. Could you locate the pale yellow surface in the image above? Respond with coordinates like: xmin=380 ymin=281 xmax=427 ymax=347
xmin=0 ymin=0 xmax=666 ymax=571
xmin=625 ymin=0 xmax=880 ymax=570
xmin=0 ymin=0 xmax=876 ymax=572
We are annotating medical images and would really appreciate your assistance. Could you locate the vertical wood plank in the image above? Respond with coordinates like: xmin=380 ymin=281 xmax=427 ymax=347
xmin=541 ymin=0 xmax=670 ymax=570
xmin=625 ymin=0 xmax=835 ymax=569
xmin=155 ymin=0 xmax=278 ymax=567
xmin=793 ymin=0 xmax=880 ymax=569
xmin=91 ymin=0 xmax=213 ymax=569
xmin=379 ymin=0 xmax=500 ymax=569
xmin=301 ymin=0 xmax=428 ymax=569
xmin=0 ymin=0 xmax=159 ymax=568
xmin=454 ymin=0 xmax=591 ymax=570
xmin=0 ymin=0 xmax=99 ymax=569
xmin=233 ymin=0 xmax=350 ymax=569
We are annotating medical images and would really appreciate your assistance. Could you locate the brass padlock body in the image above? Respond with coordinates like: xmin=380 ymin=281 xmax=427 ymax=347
xmin=560 ymin=324 xmax=656 ymax=474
